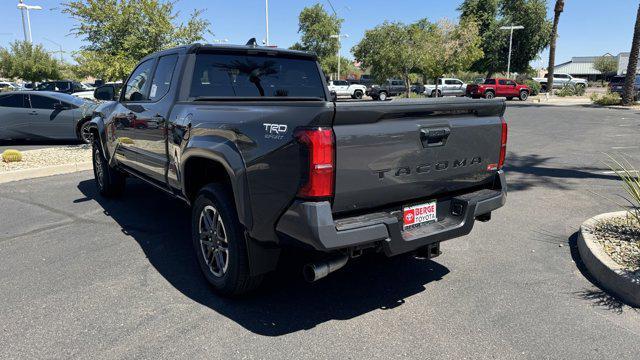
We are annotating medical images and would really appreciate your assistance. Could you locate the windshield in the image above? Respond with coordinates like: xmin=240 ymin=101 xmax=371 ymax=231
xmin=190 ymin=53 xmax=325 ymax=99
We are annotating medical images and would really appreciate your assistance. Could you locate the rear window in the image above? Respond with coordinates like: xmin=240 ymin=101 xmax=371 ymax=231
xmin=190 ymin=53 xmax=325 ymax=99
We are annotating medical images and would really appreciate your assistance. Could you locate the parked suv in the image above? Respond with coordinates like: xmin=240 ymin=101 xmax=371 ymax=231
xmin=532 ymin=73 xmax=587 ymax=92
xmin=466 ymin=78 xmax=530 ymax=101
xmin=89 ymin=43 xmax=507 ymax=295
xmin=609 ymin=75 xmax=640 ymax=100
xmin=368 ymin=79 xmax=407 ymax=100
xmin=36 ymin=80 xmax=87 ymax=94
xmin=424 ymin=78 xmax=467 ymax=97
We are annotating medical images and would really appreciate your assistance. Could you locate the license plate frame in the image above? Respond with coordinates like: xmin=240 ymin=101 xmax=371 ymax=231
xmin=402 ymin=200 xmax=437 ymax=230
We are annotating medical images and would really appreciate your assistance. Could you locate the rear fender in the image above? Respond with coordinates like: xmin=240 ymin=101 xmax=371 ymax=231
xmin=180 ymin=137 xmax=252 ymax=230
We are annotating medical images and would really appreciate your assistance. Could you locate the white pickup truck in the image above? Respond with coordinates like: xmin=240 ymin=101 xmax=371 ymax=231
xmin=532 ymin=73 xmax=587 ymax=92
xmin=327 ymin=80 xmax=367 ymax=99
xmin=423 ymin=78 xmax=467 ymax=97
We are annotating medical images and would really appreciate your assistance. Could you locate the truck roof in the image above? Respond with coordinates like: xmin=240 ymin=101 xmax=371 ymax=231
xmin=140 ymin=43 xmax=318 ymax=62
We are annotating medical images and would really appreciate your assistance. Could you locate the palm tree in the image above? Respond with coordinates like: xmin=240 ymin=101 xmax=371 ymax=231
xmin=623 ymin=3 xmax=640 ymax=105
xmin=546 ymin=0 xmax=564 ymax=93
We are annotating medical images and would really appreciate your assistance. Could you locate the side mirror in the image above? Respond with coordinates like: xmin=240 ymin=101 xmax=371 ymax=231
xmin=329 ymin=90 xmax=337 ymax=102
xmin=94 ymin=84 xmax=117 ymax=101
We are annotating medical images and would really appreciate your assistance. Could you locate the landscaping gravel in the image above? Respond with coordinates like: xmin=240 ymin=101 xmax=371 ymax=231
xmin=590 ymin=213 xmax=640 ymax=272
xmin=0 ymin=145 xmax=91 ymax=172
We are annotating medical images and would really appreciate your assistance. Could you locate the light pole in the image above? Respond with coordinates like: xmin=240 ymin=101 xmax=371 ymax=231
xmin=43 ymin=37 xmax=63 ymax=62
xmin=17 ymin=1 xmax=42 ymax=43
xmin=330 ymin=34 xmax=349 ymax=80
xmin=265 ymin=0 xmax=269 ymax=46
xmin=499 ymin=25 xmax=524 ymax=78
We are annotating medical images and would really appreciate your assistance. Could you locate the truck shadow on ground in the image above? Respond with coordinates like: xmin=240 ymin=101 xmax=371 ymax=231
xmin=76 ymin=179 xmax=449 ymax=336
xmin=504 ymin=152 xmax=620 ymax=192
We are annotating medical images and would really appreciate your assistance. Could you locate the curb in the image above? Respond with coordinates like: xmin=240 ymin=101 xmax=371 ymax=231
xmin=0 ymin=162 xmax=92 ymax=184
xmin=577 ymin=211 xmax=640 ymax=307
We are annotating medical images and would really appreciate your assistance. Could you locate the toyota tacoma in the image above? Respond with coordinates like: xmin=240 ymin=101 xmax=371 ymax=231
xmin=89 ymin=42 xmax=508 ymax=295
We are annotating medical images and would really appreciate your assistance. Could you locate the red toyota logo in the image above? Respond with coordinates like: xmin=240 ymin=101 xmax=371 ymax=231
xmin=404 ymin=209 xmax=415 ymax=224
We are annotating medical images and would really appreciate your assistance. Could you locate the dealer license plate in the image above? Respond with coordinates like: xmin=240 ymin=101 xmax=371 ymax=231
xmin=403 ymin=200 xmax=437 ymax=230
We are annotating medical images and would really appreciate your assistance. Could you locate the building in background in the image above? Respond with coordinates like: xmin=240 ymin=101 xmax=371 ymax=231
xmin=553 ymin=52 xmax=640 ymax=81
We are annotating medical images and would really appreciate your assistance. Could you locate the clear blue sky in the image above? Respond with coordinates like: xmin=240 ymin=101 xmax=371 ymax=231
xmin=0 ymin=0 xmax=637 ymax=67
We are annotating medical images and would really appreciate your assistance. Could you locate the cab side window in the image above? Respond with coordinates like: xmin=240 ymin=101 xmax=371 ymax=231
xmin=30 ymin=95 xmax=60 ymax=109
xmin=123 ymin=59 xmax=155 ymax=102
xmin=149 ymin=54 xmax=178 ymax=101
xmin=498 ymin=79 xmax=507 ymax=85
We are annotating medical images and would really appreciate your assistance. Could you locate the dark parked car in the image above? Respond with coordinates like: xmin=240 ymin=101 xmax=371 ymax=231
xmin=35 ymin=80 xmax=87 ymax=94
xmin=368 ymin=79 xmax=407 ymax=100
xmin=89 ymin=43 xmax=507 ymax=296
xmin=609 ymin=75 xmax=640 ymax=100
xmin=0 ymin=91 xmax=97 ymax=142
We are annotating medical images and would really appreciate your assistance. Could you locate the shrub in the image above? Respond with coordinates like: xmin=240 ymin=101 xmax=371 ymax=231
xmin=523 ymin=80 xmax=541 ymax=96
xmin=607 ymin=155 xmax=640 ymax=226
xmin=1 ymin=149 xmax=22 ymax=163
xmin=590 ymin=92 xmax=622 ymax=106
xmin=116 ymin=137 xmax=134 ymax=144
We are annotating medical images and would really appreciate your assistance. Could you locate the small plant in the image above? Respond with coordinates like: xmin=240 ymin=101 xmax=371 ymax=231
xmin=116 ymin=137 xmax=134 ymax=144
xmin=591 ymin=92 xmax=622 ymax=106
xmin=1 ymin=149 xmax=22 ymax=163
xmin=607 ymin=155 xmax=640 ymax=226
xmin=555 ymin=84 xmax=582 ymax=97
xmin=523 ymin=80 xmax=541 ymax=96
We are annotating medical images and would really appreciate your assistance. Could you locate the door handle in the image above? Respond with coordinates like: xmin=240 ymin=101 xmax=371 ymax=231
xmin=420 ymin=127 xmax=450 ymax=148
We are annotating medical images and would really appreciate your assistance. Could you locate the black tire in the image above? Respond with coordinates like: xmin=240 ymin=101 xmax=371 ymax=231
xmin=378 ymin=91 xmax=388 ymax=101
xmin=192 ymin=184 xmax=263 ymax=296
xmin=519 ymin=90 xmax=529 ymax=101
xmin=540 ymin=84 xmax=548 ymax=93
xmin=484 ymin=91 xmax=495 ymax=99
xmin=92 ymin=138 xmax=126 ymax=197
xmin=77 ymin=120 xmax=93 ymax=144
xmin=354 ymin=90 xmax=363 ymax=99
xmin=431 ymin=90 xmax=442 ymax=98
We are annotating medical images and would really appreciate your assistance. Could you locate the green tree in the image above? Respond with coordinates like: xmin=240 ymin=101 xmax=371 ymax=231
xmin=459 ymin=0 xmax=552 ymax=77
xmin=352 ymin=21 xmax=427 ymax=97
xmin=62 ymin=0 xmax=210 ymax=81
xmin=0 ymin=41 xmax=61 ymax=84
xmin=593 ymin=55 xmax=618 ymax=83
xmin=417 ymin=19 xmax=484 ymax=95
xmin=290 ymin=3 xmax=343 ymax=77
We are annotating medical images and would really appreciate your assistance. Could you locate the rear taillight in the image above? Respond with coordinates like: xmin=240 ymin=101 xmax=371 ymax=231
xmin=498 ymin=117 xmax=508 ymax=169
xmin=295 ymin=128 xmax=335 ymax=199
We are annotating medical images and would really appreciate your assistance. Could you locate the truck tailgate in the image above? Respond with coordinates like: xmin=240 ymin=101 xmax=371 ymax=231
xmin=332 ymin=98 xmax=505 ymax=214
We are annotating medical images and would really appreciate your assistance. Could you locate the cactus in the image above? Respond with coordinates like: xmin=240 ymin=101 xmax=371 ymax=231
xmin=1 ymin=149 xmax=23 ymax=163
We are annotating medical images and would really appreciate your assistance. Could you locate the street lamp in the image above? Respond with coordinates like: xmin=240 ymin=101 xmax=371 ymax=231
xmin=499 ymin=25 xmax=524 ymax=78
xmin=265 ymin=0 xmax=269 ymax=46
xmin=17 ymin=1 xmax=42 ymax=43
xmin=330 ymin=34 xmax=349 ymax=80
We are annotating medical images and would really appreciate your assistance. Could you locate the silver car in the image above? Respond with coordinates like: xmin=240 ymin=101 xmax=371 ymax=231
xmin=0 ymin=91 xmax=97 ymax=142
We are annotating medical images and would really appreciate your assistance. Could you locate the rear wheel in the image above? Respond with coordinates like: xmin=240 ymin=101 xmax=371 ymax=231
xmin=519 ymin=90 xmax=529 ymax=101
xmin=353 ymin=90 xmax=363 ymax=99
xmin=431 ymin=90 xmax=442 ymax=98
xmin=484 ymin=91 xmax=495 ymax=99
xmin=378 ymin=91 xmax=388 ymax=101
xmin=192 ymin=184 xmax=263 ymax=296
xmin=92 ymin=138 xmax=125 ymax=197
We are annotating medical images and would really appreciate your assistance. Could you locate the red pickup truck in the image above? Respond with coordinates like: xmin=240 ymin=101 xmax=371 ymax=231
xmin=466 ymin=78 xmax=530 ymax=101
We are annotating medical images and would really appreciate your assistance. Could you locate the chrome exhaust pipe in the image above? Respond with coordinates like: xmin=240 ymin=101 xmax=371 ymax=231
xmin=303 ymin=254 xmax=349 ymax=282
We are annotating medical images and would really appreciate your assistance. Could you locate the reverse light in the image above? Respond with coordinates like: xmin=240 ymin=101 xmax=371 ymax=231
xmin=295 ymin=128 xmax=335 ymax=199
xmin=498 ymin=117 xmax=508 ymax=169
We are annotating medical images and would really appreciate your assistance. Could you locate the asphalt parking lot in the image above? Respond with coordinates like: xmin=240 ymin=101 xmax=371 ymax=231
xmin=1 ymin=103 xmax=639 ymax=359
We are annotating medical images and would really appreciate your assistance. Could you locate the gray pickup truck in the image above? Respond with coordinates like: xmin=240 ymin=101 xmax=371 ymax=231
xmin=89 ymin=43 xmax=507 ymax=295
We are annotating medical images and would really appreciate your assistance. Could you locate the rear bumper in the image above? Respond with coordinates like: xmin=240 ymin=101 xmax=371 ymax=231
xmin=276 ymin=171 xmax=507 ymax=256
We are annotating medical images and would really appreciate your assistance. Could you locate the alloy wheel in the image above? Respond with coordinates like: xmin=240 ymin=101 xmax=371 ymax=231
xmin=198 ymin=205 xmax=229 ymax=277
